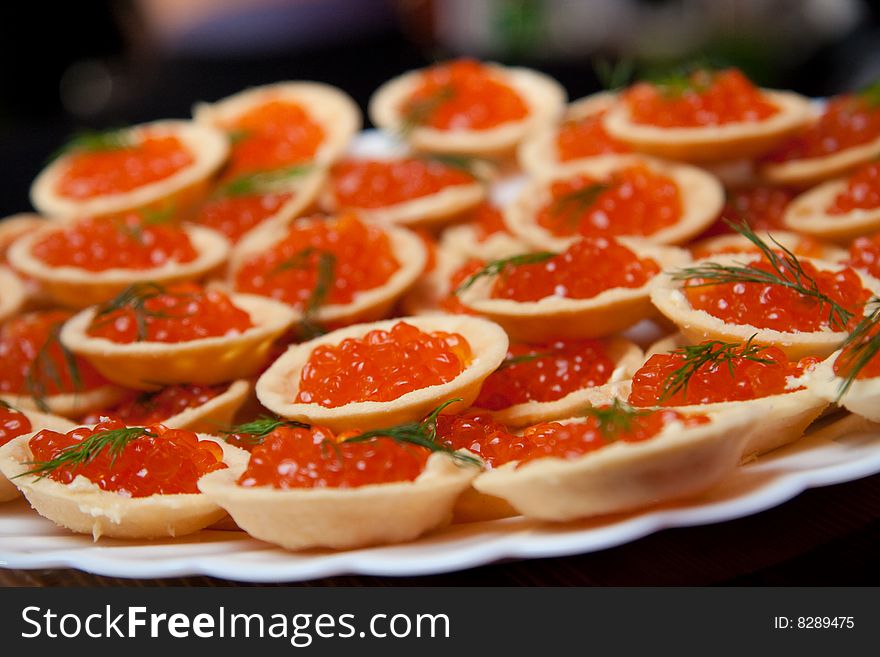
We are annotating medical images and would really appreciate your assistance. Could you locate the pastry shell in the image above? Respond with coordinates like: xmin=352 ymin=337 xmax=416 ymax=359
xmin=0 ymin=432 xmax=248 ymax=539
xmin=760 ymin=133 xmax=880 ymax=188
xmin=455 ymin=239 xmax=691 ymax=342
xmin=369 ymin=62 xmax=566 ymax=157
xmin=473 ymin=406 xmax=757 ymax=522
xmin=0 ymin=213 xmax=46 ymax=260
xmin=198 ymin=450 xmax=478 ymax=551
xmin=0 ymin=267 xmax=25 ymax=323
xmin=60 ymin=294 xmax=297 ymax=390
xmin=603 ymin=89 xmax=811 ymax=162
xmin=805 ymin=350 xmax=880 ymax=423
xmin=193 ymin=81 xmax=361 ymax=167
xmin=783 ymin=176 xmax=880 ymax=243
xmin=504 ymin=155 xmax=724 ymax=251
xmin=689 ymin=230 xmax=848 ymax=262
xmin=649 ymin=252 xmax=880 ymax=359
xmin=0 ymin=408 xmax=76 ymax=502
xmin=256 ymin=315 xmax=509 ymax=431
xmin=439 ymin=221 xmax=528 ymax=261
xmin=30 ymin=120 xmax=229 ymax=219
xmin=8 ymin=222 xmax=231 ymax=309
xmin=230 ymin=217 xmax=426 ymax=326
xmin=1 ymin=386 xmax=128 ymax=422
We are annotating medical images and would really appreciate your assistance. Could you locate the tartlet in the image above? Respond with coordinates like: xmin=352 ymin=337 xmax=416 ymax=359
xmin=689 ymin=230 xmax=847 ymax=262
xmin=256 ymin=315 xmax=509 ymax=431
xmin=503 ymin=155 xmax=724 ymax=251
xmin=30 ymin=120 xmax=229 ymax=219
xmin=60 ymin=294 xmax=297 ymax=390
xmin=0 ymin=267 xmax=25 ymax=323
xmin=806 ymin=350 xmax=880 ymax=423
xmin=0 ymin=213 xmax=46 ymax=261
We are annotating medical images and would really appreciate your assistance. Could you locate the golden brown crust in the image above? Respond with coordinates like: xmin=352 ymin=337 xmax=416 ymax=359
xmin=30 ymin=121 xmax=229 ymax=219
xmin=0 ymin=433 xmax=249 ymax=539
xmin=604 ymin=90 xmax=812 ymax=162
xmin=256 ymin=315 xmax=509 ymax=431
xmin=198 ymin=451 xmax=479 ymax=551
xmin=759 ymin=133 xmax=880 ymax=187
xmin=0 ymin=267 xmax=26 ymax=324
xmin=783 ymin=176 xmax=880 ymax=243
xmin=369 ymin=63 xmax=566 ymax=157
xmin=59 ymin=294 xmax=297 ymax=390
xmin=503 ymin=155 xmax=724 ymax=251
xmin=8 ymin=222 xmax=231 ymax=309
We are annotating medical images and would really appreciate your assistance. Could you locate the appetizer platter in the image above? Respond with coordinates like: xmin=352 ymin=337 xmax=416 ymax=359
xmin=3 ymin=59 xmax=880 ymax=581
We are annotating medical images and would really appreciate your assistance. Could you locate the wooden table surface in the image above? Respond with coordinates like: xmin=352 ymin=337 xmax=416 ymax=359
xmin=3 ymin=473 xmax=879 ymax=586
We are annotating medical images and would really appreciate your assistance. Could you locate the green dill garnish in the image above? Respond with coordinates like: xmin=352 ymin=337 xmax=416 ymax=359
xmin=833 ymin=299 xmax=880 ymax=400
xmin=417 ymin=153 xmax=481 ymax=178
xmin=90 ymin=282 xmax=191 ymax=342
xmin=857 ymin=80 xmax=880 ymax=109
xmin=499 ymin=351 xmax=555 ymax=370
xmin=582 ymin=399 xmax=651 ymax=440
xmin=658 ymin=335 xmax=774 ymax=401
xmin=16 ymin=427 xmax=156 ymax=479
xmin=340 ymin=398 xmax=481 ymax=467
xmin=218 ymin=164 xmax=312 ymax=197
xmin=221 ymin=415 xmax=312 ymax=445
xmin=270 ymin=248 xmax=336 ymax=339
xmin=50 ymin=128 xmax=134 ymax=162
xmin=643 ymin=60 xmax=721 ymax=98
xmin=227 ymin=129 xmax=252 ymax=145
xmin=453 ymin=251 xmax=556 ymax=295
xmin=25 ymin=322 xmax=82 ymax=413
xmin=593 ymin=57 xmax=635 ymax=91
xmin=548 ymin=183 xmax=610 ymax=227
xmin=671 ymin=220 xmax=856 ymax=331
xmin=399 ymin=85 xmax=456 ymax=135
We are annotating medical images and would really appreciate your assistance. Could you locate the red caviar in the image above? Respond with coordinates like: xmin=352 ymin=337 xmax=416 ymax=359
xmin=440 ymin=259 xmax=484 ymax=315
xmin=698 ymin=186 xmax=795 ymax=239
xmin=466 ymin=203 xmax=509 ymax=241
xmin=27 ymin=419 xmax=226 ymax=497
xmin=834 ymin=322 xmax=880 ymax=380
xmin=556 ymin=111 xmax=630 ymax=161
xmin=847 ymin=232 xmax=880 ymax=278
xmin=475 ymin=340 xmax=615 ymax=409
xmin=195 ymin=192 xmax=293 ymax=243
xmin=31 ymin=214 xmax=197 ymax=271
xmin=330 ymin=158 xmax=474 ymax=209
xmin=401 ymin=58 xmax=528 ymax=131
xmin=0 ymin=311 xmax=107 ymax=396
xmin=86 ymin=283 xmax=252 ymax=344
xmin=237 ymin=425 xmax=429 ymax=489
xmin=491 ymin=238 xmax=659 ymax=303
xmin=80 ymin=384 xmax=229 ymax=425
xmin=234 ymin=214 xmax=400 ymax=310
xmin=683 ymin=257 xmax=869 ymax=332
xmin=625 ymin=69 xmax=778 ymax=128
xmin=436 ymin=412 xmax=519 ymax=468
xmin=828 ymin=162 xmax=880 ymax=214
xmin=536 ymin=166 xmax=682 ymax=238
xmin=629 ymin=343 xmax=818 ymax=407
xmin=0 ymin=405 xmax=31 ymax=447
xmin=296 ymin=321 xmax=471 ymax=407
xmin=55 ymin=136 xmax=193 ymax=200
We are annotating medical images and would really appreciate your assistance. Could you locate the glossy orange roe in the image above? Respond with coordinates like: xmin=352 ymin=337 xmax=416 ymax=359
xmin=834 ymin=322 xmax=880 ymax=380
xmin=80 ymin=384 xmax=228 ymax=425
xmin=828 ymin=162 xmax=880 ymax=214
xmin=536 ymin=166 xmax=682 ymax=238
xmin=296 ymin=321 xmax=472 ymax=408
xmin=466 ymin=202 xmax=509 ymax=241
xmin=491 ymin=238 xmax=660 ymax=303
xmin=625 ymin=69 xmax=778 ymax=128
xmin=0 ymin=405 xmax=31 ymax=447
xmin=31 ymin=214 xmax=197 ymax=271
xmin=330 ymin=158 xmax=474 ymax=209
xmin=223 ymin=100 xmax=324 ymax=178
xmin=86 ymin=283 xmax=252 ymax=344
xmin=475 ymin=340 xmax=615 ymax=410
xmin=847 ymin=232 xmax=880 ymax=278
xmin=440 ymin=259 xmax=483 ymax=315
xmin=763 ymin=93 xmax=880 ymax=163
xmin=556 ymin=110 xmax=630 ymax=160
xmin=401 ymin=58 xmax=528 ymax=131
xmin=683 ymin=258 xmax=869 ymax=332
xmin=629 ymin=343 xmax=818 ymax=407
xmin=195 ymin=191 xmax=293 ymax=243
xmin=234 ymin=214 xmax=400 ymax=309
xmin=237 ymin=425 xmax=429 ymax=488
xmin=698 ymin=186 xmax=796 ymax=239
xmin=55 ymin=136 xmax=193 ymax=200
xmin=436 ymin=412 xmax=519 ymax=468
xmin=0 ymin=311 xmax=107 ymax=396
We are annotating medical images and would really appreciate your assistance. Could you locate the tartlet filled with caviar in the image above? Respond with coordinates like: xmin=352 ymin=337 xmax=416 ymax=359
xmin=0 ymin=419 xmax=248 ymax=539
xmin=760 ymin=82 xmax=880 ymax=186
xmin=230 ymin=213 xmax=426 ymax=329
xmin=503 ymin=156 xmax=723 ymax=251
xmin=199 ymin=410 xmax=479 ymax=550
xmin=650 ymin=225 xmax=880 ymax=359
xmin=0 ymin=402 xmax=75 ymax=502
xmin=690 ymin=229 xmax=846 ymax=263
xmin=471 ymin=402 xmax=757 ymax=521
xmin=30 ymin=121 xmax=229 ymax=219
xmin=0 ymin=267 xmax=25 ymax=323
xmin=454 ymin=237 xmax=690 ymax=341
xmin=783 ymin=161 xmax=880 ymax=242
xmin=321 ymin=155 xmax=488 ymax=227
xmin=369 ymin=58 xmax=566 ymax=157
xmin=256 ymin=315 xmax=508 ymax=431
xmin=7 ymin=213 xmax=230 ymax=309
xmin=603 ymin=68 xmax=810 ymax=162
xmin=59 ymin=283 xmax=297 ymax=390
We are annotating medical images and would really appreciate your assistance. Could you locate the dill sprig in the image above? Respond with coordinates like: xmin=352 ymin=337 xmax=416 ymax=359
xmin=672 ymin=220 xmax=856 ymax=331
xmin=417 ymin=153 xmax=481 ymax=178
xmin=219 ymin=164 xmax=312 ymax=197
xmin=341 ymin=399 xmax=482 ymax=467
xmin=221 ymin=415 xmax=312 ymax=445
xmin=834 ymin=299 xmax=880 ymax=400
xmin=498 ymin=351 xmax=555 ymax=370
xmin=90 ymin=282 xmax=188 ymax=342
xmin=25 ymin=322 xmax=82 ymax=413
xmin=270 ymin=248 xmax=336 ymax=339
xmin=548 ymin=183 xmax=610 ymax=227
xmin=50 ymin=128 xmax=134 ymax=162
xmin=857 ymin=80 xmax=880 ymax=109
xmin=16 ymin=427 xmax=155 ymax=480
xmin=593 ymin=57 xmax=636 ymax=91
xmin=658 ymin=335 xmax=775 ymax=401
xmin=227 ymin=129 xmax=252 ymax=145
xmin=453 ymin=251 xmax=556 ymax=295
xmin=582 ymin=399 xmax=651 ymax=440
xmin=400 ymin=85 xmax=456 ymax=135
xmin=644 ymin=60 xmax=721 ymax=98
